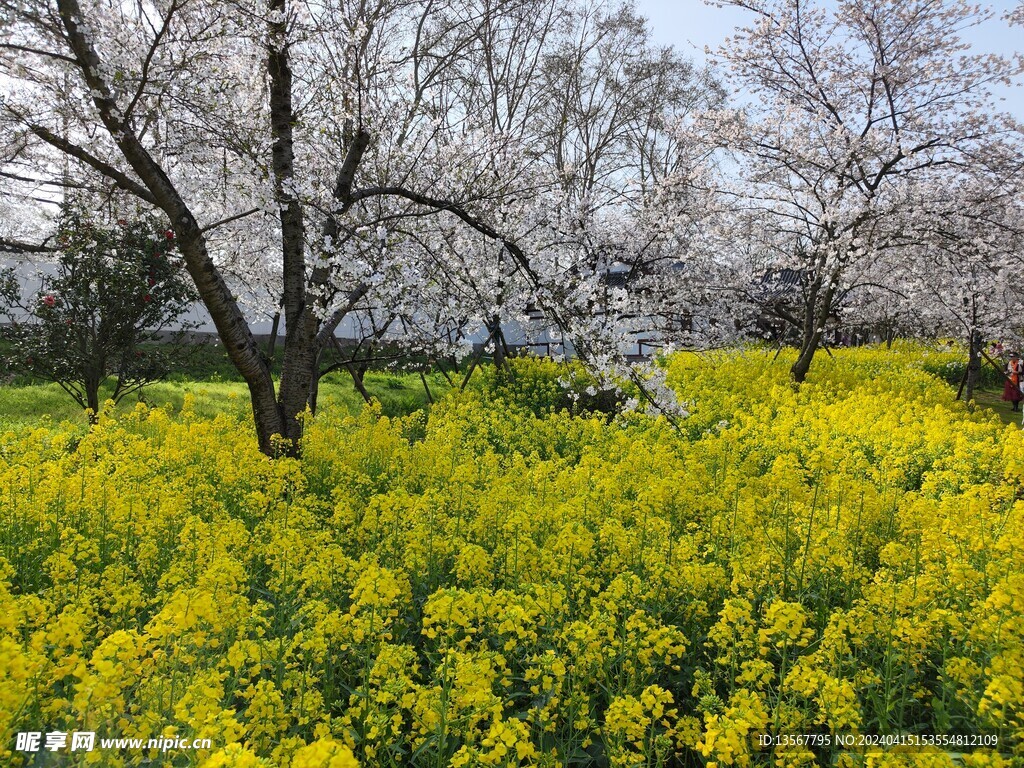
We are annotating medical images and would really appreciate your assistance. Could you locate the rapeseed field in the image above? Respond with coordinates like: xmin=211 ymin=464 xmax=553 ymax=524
xmin=0 ymin=347 xmax=1020 ymax=767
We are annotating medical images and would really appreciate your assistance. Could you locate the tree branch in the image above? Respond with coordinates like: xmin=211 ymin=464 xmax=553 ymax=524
xmin=0 ymin=236 xmax=55 ymax=254
xmin=313 ymin=282 xmax=370 ymax=348
xmin=200 ymin=208 xmax=262 ymax=233
xmin=0 ymin=42 xmax=77 ymax=64
xmin=24 ymin=122 xmax=158 ymax=206
xmin=333 ymin=129 xmax=373 ymax=211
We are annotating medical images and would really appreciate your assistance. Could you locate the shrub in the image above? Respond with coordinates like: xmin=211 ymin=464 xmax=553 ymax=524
xmin=0 ymin=209 xmax=196 ymax=416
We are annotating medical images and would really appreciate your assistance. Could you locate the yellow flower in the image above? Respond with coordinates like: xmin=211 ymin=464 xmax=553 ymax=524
xmin=2 ymin=345 xmax=1023 ymax=765
xmin=290 ymin=739 xmax=360 ymax=768
xmin=200 ymin=744 xmax=272 ymax=768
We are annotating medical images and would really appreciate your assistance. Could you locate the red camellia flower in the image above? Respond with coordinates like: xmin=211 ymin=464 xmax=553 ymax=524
xmin=42 ymin=295 xmax=56 ymax=307
xmin=164 ymin=230 xmax=175 ymax=240
xmin=143 ymin=294 xmax=152 ymax=302
xmin=148 ymin=278 xmax=156 ymax=287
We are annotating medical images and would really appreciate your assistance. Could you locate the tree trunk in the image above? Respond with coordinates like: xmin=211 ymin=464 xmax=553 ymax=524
xmin=461 ymin=328 xmax=495 ymax=390
xmin=178 ymin=233 xmax=284 ymax=454
xmin=85 ymin=373 xmax=100 ymax=422
xmin=266 ymin=309 xmax=281 ymax=359
xmin=488 ymin=315 xmax=506 ymax=369
xmin=790 ymin=298 xmax=822 ymax=383
xmin=955 ymin=365 xmax=969 ymax=400
xmin=275 ymin=315 xmax=320 ymax=444
xmin=789 ymin=264 xmax=839 ymax=384
xmin=965 ymin=330 xmax=982 ymax=403
xmin=266 ymin=0 xmax=319 ymax=450
xmin=308 ymin=347 xmax=324 ymax=416
xmin=790 ymin=334 xmax=819 ymax=383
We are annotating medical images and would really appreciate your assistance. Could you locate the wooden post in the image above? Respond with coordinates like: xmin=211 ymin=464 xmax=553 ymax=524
xmin=345 ymin=362 xmax=372 ymax=403
xmin=979 ymin=349 xmax=1011 ymax=383
xmin=419 ymin=371 xmax=434 ymax=404
xmin=435 ymin=359 xmax=454 ymax=386
xmin=330 ymin=336 xmax=372 ymax=404
xmin=955 ymin=365 xmax=969 ymax=401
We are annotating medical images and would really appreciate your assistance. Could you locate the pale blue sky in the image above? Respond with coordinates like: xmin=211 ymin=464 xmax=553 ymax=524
xmin=634 ymin=0 xmax=1024 ymax=120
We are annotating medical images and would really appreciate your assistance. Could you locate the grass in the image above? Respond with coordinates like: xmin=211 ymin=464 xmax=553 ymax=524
xmin=971 ymin=386 xmax=1022 ymax=427
xmin=0 ymin=369 xmax=450 ymax=428
xmin=0 ymin=333 xmax=456 ymax=426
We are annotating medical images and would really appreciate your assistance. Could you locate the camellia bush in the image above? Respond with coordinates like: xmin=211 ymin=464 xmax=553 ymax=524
xmin=0 ymin=210 xmax=196 ymax=416
xmin=0 ymin=347 xmax=1021 ymax=767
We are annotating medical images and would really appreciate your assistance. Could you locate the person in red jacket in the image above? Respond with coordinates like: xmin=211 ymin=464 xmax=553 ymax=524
xmin=1003 ymin=352 xmax=1024 ymax=412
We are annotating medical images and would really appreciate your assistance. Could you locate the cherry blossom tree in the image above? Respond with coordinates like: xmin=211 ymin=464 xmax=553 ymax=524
xmin=0 ymin=0 xmax=720 ymax=452
xmin=899 ymin=166 xmax=1024 ymax=401
xmin=696 ymin=0 xmax=1024 ymax=382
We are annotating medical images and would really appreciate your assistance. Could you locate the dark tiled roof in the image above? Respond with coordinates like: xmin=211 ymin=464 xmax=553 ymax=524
xmin=759 ymin=268 xmax=806 ymax=301
xmin=600 ymin=269 xmax=630 ymax=288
